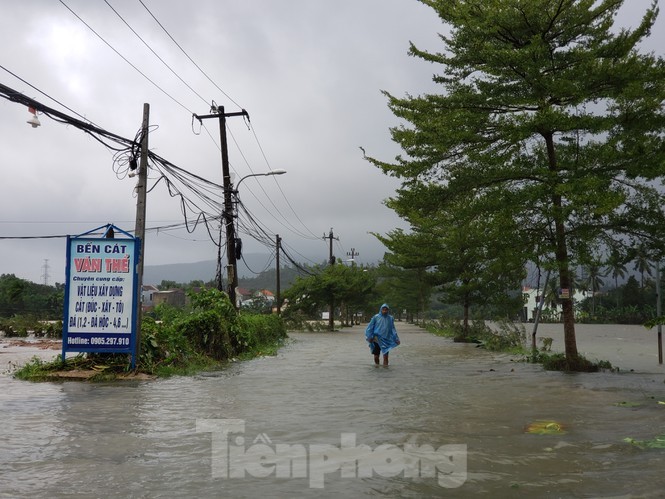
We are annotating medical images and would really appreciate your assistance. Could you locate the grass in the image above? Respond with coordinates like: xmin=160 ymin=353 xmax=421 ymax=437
xmin=12 ymin=336 xmax=288 ymax=382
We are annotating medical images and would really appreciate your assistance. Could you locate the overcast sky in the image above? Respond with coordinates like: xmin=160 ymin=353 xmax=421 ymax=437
xmin=1 ymin=0 xmax=662 ymax=285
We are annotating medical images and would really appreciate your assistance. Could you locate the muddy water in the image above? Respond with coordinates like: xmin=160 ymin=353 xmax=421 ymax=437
xmin=2 ymin=323 xmax=665 ymax=498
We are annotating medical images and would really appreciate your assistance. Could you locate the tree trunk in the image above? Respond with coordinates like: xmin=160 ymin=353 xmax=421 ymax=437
xmin=545 ymin=132 xmax=579 ymax=361
xmin=463 ymin=297 xmax=470 ymax=336
xmin=328 ymin=295 xmax=335 ymax=331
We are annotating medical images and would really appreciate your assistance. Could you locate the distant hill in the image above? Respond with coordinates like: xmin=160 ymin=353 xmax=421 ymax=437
xmin=143 ymin=253 xmax=274 ymax=286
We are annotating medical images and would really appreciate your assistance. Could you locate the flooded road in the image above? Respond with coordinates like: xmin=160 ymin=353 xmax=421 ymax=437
xmin=2 ymin=323 xmax=665 ymax=498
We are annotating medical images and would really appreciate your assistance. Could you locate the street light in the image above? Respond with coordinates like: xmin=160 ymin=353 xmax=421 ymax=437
xmin=226 ymin=169 xmax=287 ymax=309
xmin=235 ymin=169 xmax=287 ymax=191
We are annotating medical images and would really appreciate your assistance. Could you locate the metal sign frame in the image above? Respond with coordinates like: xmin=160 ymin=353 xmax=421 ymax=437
xmin=61 ymin=224 xmax=140 ymax=368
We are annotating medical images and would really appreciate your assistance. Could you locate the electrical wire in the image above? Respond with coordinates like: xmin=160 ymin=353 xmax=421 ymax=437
xmin=102 ymin=0 xmax=210 ymax=107
xmin=226 ymin=126 xmax=320 ymax=241
xmin=133 ymin=1 xmax=322 ymax=245
xmin=58 ymin=0 xmax=195 ymax=115
xmin=0 ymin=64 xmax=101 ymax=128
xmin=240 ymin=252 xmax=275 ymax=276
xmin=137 ymin=0 xmax=244 ymax=111
xmin=16 ymin=1 xmax=331 ymax=266
xmin=248 ymin=124 xmax=322 ymax=240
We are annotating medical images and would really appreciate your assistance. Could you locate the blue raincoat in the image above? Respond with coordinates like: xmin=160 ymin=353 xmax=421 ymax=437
xmin=365 ymin=303 xmax=400 ymax=355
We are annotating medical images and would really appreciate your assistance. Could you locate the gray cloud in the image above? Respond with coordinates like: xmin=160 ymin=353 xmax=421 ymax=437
xmin=1 ymin=0 xmax=660 ymax=283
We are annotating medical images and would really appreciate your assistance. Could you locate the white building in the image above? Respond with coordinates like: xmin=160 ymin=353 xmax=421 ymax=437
xmin=521 ymin=285 xmax=587 ymax=322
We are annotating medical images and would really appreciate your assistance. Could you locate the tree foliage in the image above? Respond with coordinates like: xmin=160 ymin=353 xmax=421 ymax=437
xmin=0 ymin=274 xmax=63 ymax=319
xmin=369 ymin=0 xmax=665 ymax=364
xmin=282 ymin=263 xmax=376 ymax=328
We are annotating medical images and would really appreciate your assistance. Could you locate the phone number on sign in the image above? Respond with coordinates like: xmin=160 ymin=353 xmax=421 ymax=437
xmin=90 ymin=337 xmax=130 ymax=346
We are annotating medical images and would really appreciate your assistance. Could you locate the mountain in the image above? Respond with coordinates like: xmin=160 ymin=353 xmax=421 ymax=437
xmin=143 ymin=253 xmax=274 ymax=286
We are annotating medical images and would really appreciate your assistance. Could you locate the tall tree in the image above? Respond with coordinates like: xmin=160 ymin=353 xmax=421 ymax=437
xmin=373 ymin=222 xmax=439 ymax=320
xmin=631 ymin=243 xmax=653 ymax=288
xmin=583 ymin=259 xmax=607 ymax=316
xmin=374 ymin=260 xmax=431 ymax=322
xmin=369 ymin=0 xmax=665 ymax=367
xmin=381 ymin=183 xmax=526 ymax=333
xmin=606 ymin=250 xmax=628 ymax=307
xmin=282 ymin=262 xmax=376 ymax=329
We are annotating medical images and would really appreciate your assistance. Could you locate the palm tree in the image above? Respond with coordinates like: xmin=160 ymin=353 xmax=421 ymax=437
xmin=584 ymin=260 xmax=607 ymax=316
xmin=606 ymin=251 xmax=628 ymax=308
xmin=632 ymin=244 xmax=653 ymax=289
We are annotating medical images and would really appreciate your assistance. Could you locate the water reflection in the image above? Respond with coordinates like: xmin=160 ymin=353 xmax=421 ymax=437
xmin=1 ymin=324 xmax=665 ymax=497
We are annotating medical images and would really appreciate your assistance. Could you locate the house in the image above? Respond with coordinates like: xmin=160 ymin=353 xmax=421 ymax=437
xmin=255 ymin=289 xmax=275 ymax=303
xmin=151 ymin=288 xmax=186 ymax=308
xmin=521 ymin=285 xmax=587 ymax=322
xmin=141 ymin=284 xmax=159 ymax=311
xmin=239 ymin=289 xmax=275 ymax=309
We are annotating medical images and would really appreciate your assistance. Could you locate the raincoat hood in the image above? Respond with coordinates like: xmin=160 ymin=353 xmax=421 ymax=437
xmin=379 ymin=303 xmax=390 ymax=314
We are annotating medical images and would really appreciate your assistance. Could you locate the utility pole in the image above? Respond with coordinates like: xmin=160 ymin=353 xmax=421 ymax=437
xmin=41 ymin=259 xmax=50 ymax=286
xmin=323 ymin=228 xmax=339 ymax=331
xmin=134 ymin=102 xmax=150 ymax=362
xmin=346 ymin=248 xmax=359 ymax=266
xmin=323 ymin=228 xmax=338 ymax=265
xmin=276 ymin=234 xmax=282 ymax=314
xmin=194 ymin=105 xmax=249 ymax=309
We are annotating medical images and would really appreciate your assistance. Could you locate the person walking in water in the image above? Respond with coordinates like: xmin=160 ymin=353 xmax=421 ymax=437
xmin=365 ymin=303 xmax=400 ymax=365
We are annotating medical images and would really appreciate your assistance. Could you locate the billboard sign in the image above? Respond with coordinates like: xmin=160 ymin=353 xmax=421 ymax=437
xmin=62 ymin=224 xmax=140 ymax=366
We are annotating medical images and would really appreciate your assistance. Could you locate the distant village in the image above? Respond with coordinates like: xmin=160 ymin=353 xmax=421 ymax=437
xmin=140 ymin=284 xmax=276 ymax=312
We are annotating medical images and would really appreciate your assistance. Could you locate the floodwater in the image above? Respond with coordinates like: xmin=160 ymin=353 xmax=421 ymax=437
xmin=2 ymin=323 xmax=665 ymax=498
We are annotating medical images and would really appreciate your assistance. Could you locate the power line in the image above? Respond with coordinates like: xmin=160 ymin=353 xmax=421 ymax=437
xmin=0 ymin=64 xmax=101 ymax=128
xmin=226 ymin=126 xmax=320 ymax=241
xmin=138 ymin=0 xmax=244 ymax=110
xmin=0 ymin=81 xmax=225 ymax=249
xmin=134 ymin=1 xmax=321 ymax=243
xmin=132 ymin=1 xmax=321 ymax=246
xmin=102 ymin=0 xmax=210 ymax=107
xmin=248 ymin=124 xmax=321 ymax=240
xmin=58 ymin=0 xmax=195 ymax=115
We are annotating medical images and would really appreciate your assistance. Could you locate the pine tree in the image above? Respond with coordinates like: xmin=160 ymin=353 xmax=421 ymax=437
xmin=369 ymin=0 xmax=665 ymax=367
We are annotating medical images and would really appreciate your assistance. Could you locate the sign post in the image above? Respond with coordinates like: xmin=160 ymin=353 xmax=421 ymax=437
xmin=62 ymin=224 xmax=140 ymax=368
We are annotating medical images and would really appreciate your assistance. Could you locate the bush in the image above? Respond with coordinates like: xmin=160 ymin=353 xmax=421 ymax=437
xmin=426 ymin=317 xmax=526 ymax=352
xmin=13 ymin=288 xmax=289 ymax=380
xmin=236 ymin=314 xmax=287 ymax=354
xmin=532 ymin=352 xmax=613 ymax=372
xmin=0 ymin=316 xmax=62 ymax=338
xmin=139 ymin=316 xmax=197 ymax=372
xmin=140 ymin=288 xmax=287 ymax=371
xmin=177 ymin=309 xmax=233 ymax=361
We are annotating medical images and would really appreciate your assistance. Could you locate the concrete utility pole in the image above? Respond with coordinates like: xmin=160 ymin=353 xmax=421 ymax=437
xmin=323 ymin=228 xmax=338 ymax=265
xmin=323 ymin=228 xmax=339 ymax=331
xmin=41 ymin=259 xmax=50 ymax=286
xmin=347 ymin=248 xmax=359 ymax=266
xmin=194 ymin=105 xmax=249 ymax=309
xmin=276 ymin=234 xmax=281 ymax=314
xmin=134 ymin=102 xmax=150 ymax=361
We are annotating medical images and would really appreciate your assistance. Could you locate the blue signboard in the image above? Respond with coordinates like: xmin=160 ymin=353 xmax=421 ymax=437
xmin=62 ymin=224 xmax=140 ymax=367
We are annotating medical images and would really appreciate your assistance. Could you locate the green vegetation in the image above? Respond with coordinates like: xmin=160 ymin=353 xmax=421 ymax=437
xmin=529 ymin=352 xmax=613 ymax=373
xmin=282 ymin=261 xmax=377 ymax=330
xmin=365 ymin=0 xmax=665 ymax=370
xmin=0 ymin=316 xmax=62 ymax=338
xmin=426 ymin=318 xmax=526 ymax=353
xmin=0 ymin=274 xmax=63 ymax=319
xmin=425 ymin=317 xmax=613 ymax=372
xmin=13 ymin=289 xmax=287 ymax=381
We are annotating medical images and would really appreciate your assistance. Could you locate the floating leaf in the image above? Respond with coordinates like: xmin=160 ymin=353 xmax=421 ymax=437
xmin=624 ymin=434 xmax=665 ymax=449
xmin=616 ymin=401 xmax=642 ymax=407
xmin=525 ymin=420 xmax=566 ymax=435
